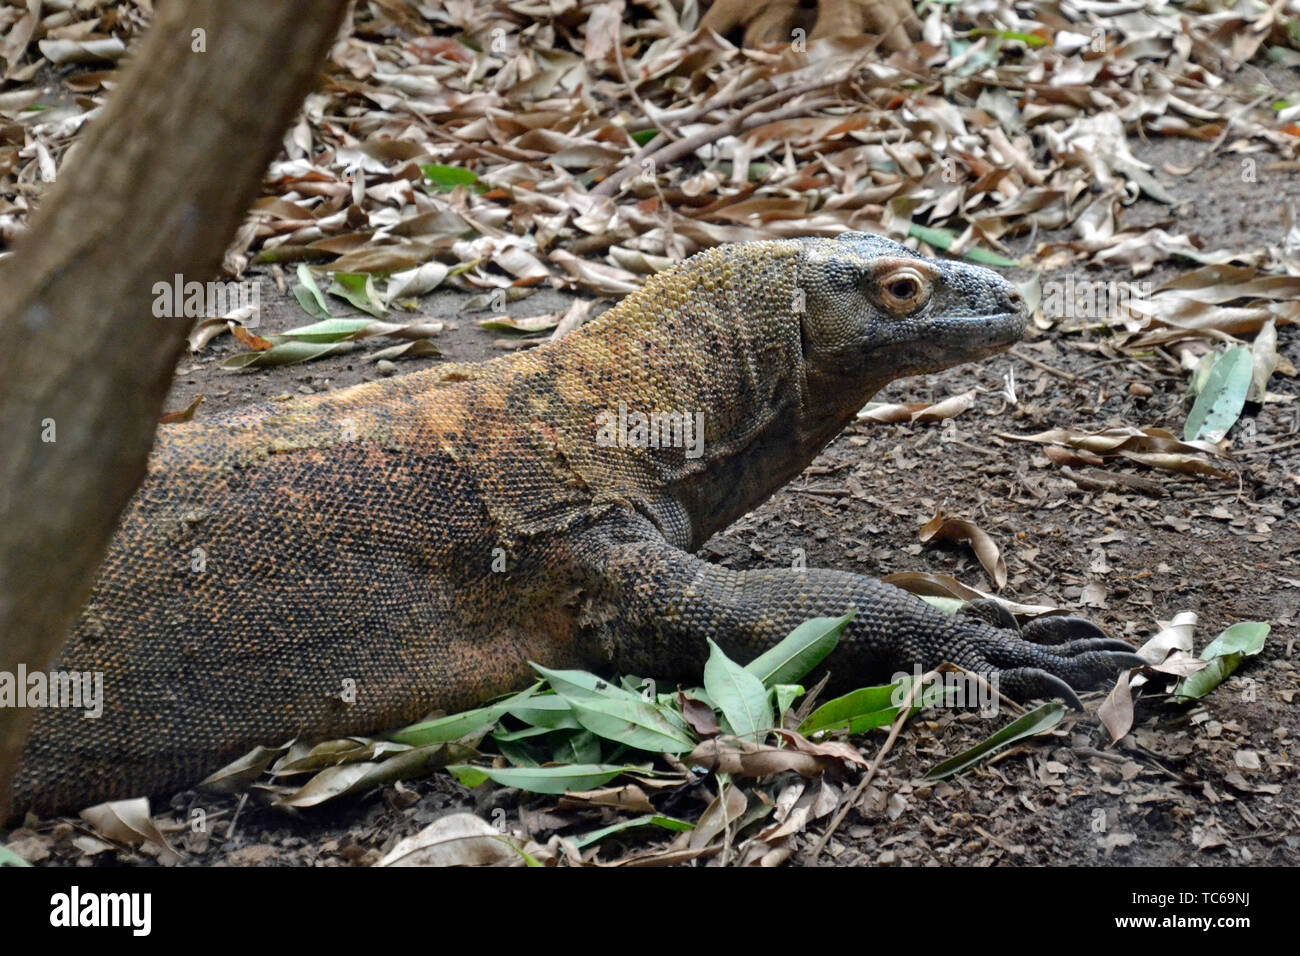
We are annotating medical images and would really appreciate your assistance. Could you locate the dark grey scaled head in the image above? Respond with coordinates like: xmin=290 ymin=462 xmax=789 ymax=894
xmin=795 ymin=231 xmax=1027 ymax=388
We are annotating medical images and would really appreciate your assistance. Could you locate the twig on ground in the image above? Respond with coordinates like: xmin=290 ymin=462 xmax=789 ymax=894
xmin=806 ymin=668 xmax=936 ymax=863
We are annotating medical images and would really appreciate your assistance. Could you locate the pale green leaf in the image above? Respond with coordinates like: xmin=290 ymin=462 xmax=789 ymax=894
xmin=1173 ymin=621 xmax=1270 ymax=702
xmin=1184 ymin=347 xmax=1252 ymax=442
xmin=704 ymin=638 xmax=774 ymax=739
xmin=745 ymin=613 xmax=852 ymax=687
xmin=328 ymin=272 xmax=387 ymax=317
xmin=446 ymin=763 xmax=628 ymax=794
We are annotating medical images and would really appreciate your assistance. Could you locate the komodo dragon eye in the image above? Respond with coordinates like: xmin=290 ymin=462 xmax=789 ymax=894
xmin=878 ymin=267 xmax=930 ymax=313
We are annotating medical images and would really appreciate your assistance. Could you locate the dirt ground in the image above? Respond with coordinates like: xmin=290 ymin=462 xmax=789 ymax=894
xmin=7 ymin=127 xmax=1294 ymax=869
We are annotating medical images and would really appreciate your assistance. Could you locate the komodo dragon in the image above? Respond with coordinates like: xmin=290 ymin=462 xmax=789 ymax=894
xmin=11 ymin=233 xmax=1143 ymax=817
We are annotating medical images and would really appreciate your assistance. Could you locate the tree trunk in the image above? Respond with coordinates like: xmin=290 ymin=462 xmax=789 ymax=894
xmin=0 ymin=0 xmax=350 ymax=822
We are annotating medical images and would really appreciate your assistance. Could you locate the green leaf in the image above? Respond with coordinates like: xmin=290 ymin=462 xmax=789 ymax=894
xmin=530 ymin=663 xmax=693 ymax=749
xmin=506 ymin=694 xmax=581 ymax=730
xmin=569 ymin=814 xmax=694 ymax=849
xmin=491 ymin=724 xmax=554 ymax=742
xmin=619 ymin=674 xmax=656 ymax=698
xmin=448 ymin=764 xmax=491 ymax=788
xmin=294 ymin=286 xmax=331 ymax=321
xmin=704 ymin=639 xmax=774 ymax=740
xmin=294 ymin=264 xmax=331 ymax=319
xmin=745 ymin=613 xmax=852 ymax=687
xmin=389 ymin=683 xmax=541 ymax=746
xmin=970 ymin=28 xmax=1047 ymax=47
xmin=1184 ymin=347 xmax=1253 ymax=442
xmin=327 ymin=272 xmax=387 ymax=317
xmin=219 ymin=340 xmax=354 ymax=369
xmin=530 ymin=663 xmax=648 ymax=704
xmin=422 ymin=164 xmax=486 ymax=193
xmin=477 ymin=314 xmax=558 ymax=335
xmin=907 ymin=223 xmax=1021 ymax=268
xmin=556 ymin=693 xmax=696 ymax=754
xmin=551 ymin=729 xmax=603 ymax=764
xmin=773 ymin=684 xmax=805 ymax=715
xmin=630 ymin=130 xmax=660 ymax=146
xmin=924 ymin=703 xmax=1066 ymax=780
xmin=446 ymin=763 xmax=629 ymax=794
xmin=799 ymin=681 xmax=916 ymax=736
xmin=496 ymin=737 xmax=543 ymax=767
xmin=1173 ymin=621 xmax=1270 ymax=702
xmin=1200 ymin=621 xmax=1270 ymax=659
xmin=276 ymin=317 xmax=376 ymax=343
xmin=0 ymin=844 xmax=32 ymax=867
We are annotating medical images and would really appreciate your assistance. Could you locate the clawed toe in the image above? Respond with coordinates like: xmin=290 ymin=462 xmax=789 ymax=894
xmin=1020 ymin=615 xmax=1109 ymax=645
xmin=1054 ymin=637 xmax=1141 ymax=656
xmin=1099 ymin=651 xmax=1148 ymax=671
xmin=986 ymin=648 xmax=1147 ymax=711
xmin=998 ymin=667 xmax=1084 ymax=710
xmin=940 ymin=606 xmax=1148 ymax=712
xmin=958 ymin=598 xmax=1019 ymax=631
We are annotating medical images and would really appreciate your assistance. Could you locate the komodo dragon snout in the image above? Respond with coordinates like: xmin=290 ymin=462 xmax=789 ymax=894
xmin=12 ymin=231 xmax=1143 ymax=818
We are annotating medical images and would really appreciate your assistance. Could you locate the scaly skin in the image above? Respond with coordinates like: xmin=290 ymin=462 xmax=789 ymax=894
xmin=11 ymin=233 xmax=1141 ymax=816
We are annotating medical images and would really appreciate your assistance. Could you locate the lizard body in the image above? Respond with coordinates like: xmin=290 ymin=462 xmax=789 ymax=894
xmin=12 ymin=234 xmax=1141 ymax=815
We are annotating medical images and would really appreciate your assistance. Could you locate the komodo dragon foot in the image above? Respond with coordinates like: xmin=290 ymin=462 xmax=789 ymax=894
xmin=952 ymin=599 xmax=1147 ymax=708
xmin=581 ymin=528 xmax=1146 ymax=712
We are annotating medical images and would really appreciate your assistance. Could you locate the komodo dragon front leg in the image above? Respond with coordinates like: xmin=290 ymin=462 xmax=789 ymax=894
xmin=575 ymin=520 xmax=1145 ymax=707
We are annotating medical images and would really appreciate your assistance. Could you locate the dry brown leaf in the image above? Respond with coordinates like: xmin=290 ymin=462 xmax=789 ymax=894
xmin=80 ymin=798 xmax=182 ymax=866
xmin=1044 ymin=445 xmax=1107 ymax=468
xmin=232 ymin=325 xmax=274 ymax=351
xmin=882 ymin=571 xmax=1057 ymax=617
xmin=377 ymin=813 xmax=530 ymax=867
xmin=1097 ymin=669 xmax=1136 ymax=744
xmin=686 ymin=781 xmax=748 ymax=851
xmin=1248 ymin=318 xmax=1278 ymax=403
xmin=918 ymin=510 xmax=1007 ymax=590
xmin=685 ymin=736 xmax=842 ymax=779
xmin=678 ymin=691 xmax=722 ymax=737
xmin=911 ymin=390 xmax=976 ymax=422
xmin=771 ymin=729 xmax=870 ymax=768
xmin=857 ymin=401 xmax=929 ymax=423
xmin=558 ymin=784 xmax=655 ymax=814
xmin=159 ymin=395 xmax=204 ymax=425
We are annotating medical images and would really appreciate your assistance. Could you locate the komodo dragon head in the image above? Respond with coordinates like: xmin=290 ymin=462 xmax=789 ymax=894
xmin=583 ymin=231 xmax=1028 ymax=544
xmin=797 ymin=231 xmax=1026 ymax=381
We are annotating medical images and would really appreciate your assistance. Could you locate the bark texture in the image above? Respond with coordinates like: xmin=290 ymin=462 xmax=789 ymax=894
xmin=0 ymin=0 xmax=349 ymax=822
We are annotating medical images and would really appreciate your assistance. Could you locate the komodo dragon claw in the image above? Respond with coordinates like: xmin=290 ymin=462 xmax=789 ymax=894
xmin=954 ymin=599 xmax=1146 ymax=709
